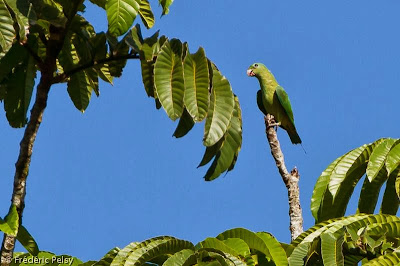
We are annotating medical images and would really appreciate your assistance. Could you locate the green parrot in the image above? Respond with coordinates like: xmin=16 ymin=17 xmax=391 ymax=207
xmin=247 ymin=63 xmax=302 ymax=144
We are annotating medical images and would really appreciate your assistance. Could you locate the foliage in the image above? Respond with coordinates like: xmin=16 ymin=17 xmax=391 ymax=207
xmin=311 ymin=138 xmax=400 ymax=223
xmin=0 ymin=0 xmax=242 ymax=180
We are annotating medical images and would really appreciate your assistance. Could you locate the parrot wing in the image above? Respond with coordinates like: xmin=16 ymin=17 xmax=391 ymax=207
xmin=256 ymin=90 xmax=268 ymax=116
xmin=275 ymin=85 xmax=295 ymax=125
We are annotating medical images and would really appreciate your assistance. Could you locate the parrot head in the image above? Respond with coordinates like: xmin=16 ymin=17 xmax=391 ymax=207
xmin=247 ymin=63 xmax=267 ymax=77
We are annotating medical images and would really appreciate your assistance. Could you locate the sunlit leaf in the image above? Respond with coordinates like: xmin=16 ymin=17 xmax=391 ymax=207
xmin=386 ymin=143 xmax=400 ymax=175
xmin=320 ymin=231 xmax=344 ymax=266
xmin=203 ymin=96 xmax=241 ymax=181
xmin=138 ymin=0 xmax=154 ymax=29
xmin=3 ymin=55 xmax=36 ymax=128
xmin=203 ymin=63 xmax=234 ymax=147
xmin=106 ymin=0 xmax=140 ymax=36
xmin=183 ymin=47 xmax=209 ymax=122
xmin=0 ymin=205 xmax=19 ymax=236
xmin=154 ymin=39 xmax=184 ymax=120
xmin=67 ymin=71 xmax=92 ymax=112
xmin=366 ymin=138 xmax=399 ymax=182
xmin=0 ymin=0 xmax=16 ymax=54
xmin=159 ymin=0 xmax=173 ymax=16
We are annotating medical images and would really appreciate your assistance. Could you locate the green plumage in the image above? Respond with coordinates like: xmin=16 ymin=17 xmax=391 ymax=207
xmin=247 ymin=63 xmax=302 ymax=144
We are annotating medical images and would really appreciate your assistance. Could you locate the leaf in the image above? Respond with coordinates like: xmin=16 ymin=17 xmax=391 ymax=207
xmin=30 ymin=0 xmax=67 ymax=27
xmin=380 ymin=168 xmax=400 ymax=215
xmin=203 ymin=96 xmax=242 ymax=181
xmin=362 ymin=252 xmax=400 ymax=265
xmin=124 ymin=236 xmax=195 ymax=265
xmin=67 ymin=71 xmax=92 ymax=112
xmin=0 ymin=43 xmax=28 ymax=83
xmin=173 ymin=108 xmax=194 ymax=138
xmin=108 ymin=39 xmax=130 ymax=77
xmin=386 ymin=143 xmax=400 ymax=175
xmin=196 ymin=238 xmax=240 ymax=257
xmin=138 ymin=0 xmax=154 ymax=29
xmin=357 ymin=167 xmax=388 ymax=214
xmin=92 ymin=247 xmax=120 ymax=266
xmin=222 ymin=238 xmax=250 ymax=257
xmin=366 ymin=138 xmax=399 ymax=181
xmin=216 ymin=228 xmax=272 ymax=259
xmin=0 ymin=205 xmax=18 ymax=236
xmin=4 ymin=0 xmax=30 ymax=42
xmin=0 ymin=0 xmax=16 ymax=53
xmin=320 ymin=231 xmax=344 ymax=266
xmin=154 ymin=39 xmax=185 ymax=121
xmin=256 ymin=232 xmax=288 ymax=266
xmin=3 ymin=55 xmax=36 ymax=128
xmin=125 ymin=24 xmax=143 ymax=52
xmin=17 ymin=225 xmax=39 ymax=256
xmin=203 ymin=63 xmax=234 ymax=147
xmin=163 ymin=249 xmax=195 ymax=266
xmin=110 ymin=242 xmax=140 ymax=266
xmin=106 ymin=0 xmax=140 ymax=36
xmin=183 ymin=47 xmax=209 ymax=122
xmin=159 ymin=0 xmax=174 ymax=15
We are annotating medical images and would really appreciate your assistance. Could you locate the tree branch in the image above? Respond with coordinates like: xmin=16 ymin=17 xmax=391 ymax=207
xmin=264 ymin=114 xmax=303 ymax=241
xmin=52 ymin=53 xmax=140 ymax=84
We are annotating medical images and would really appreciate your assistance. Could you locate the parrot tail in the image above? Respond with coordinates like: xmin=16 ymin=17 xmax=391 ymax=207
xmin=288 ymin=129 xmax=302 ymax=144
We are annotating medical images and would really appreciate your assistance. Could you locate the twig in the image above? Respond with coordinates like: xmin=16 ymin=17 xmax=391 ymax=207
xmin=264 ymin=114 xmax=303 ymax=241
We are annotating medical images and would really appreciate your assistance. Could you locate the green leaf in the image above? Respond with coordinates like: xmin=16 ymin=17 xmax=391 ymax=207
xmin=92 ymin=247 xmax=120 ymax=266
xmin=183 ymin=47 xmax=209 ymax=122
xmin=4 ymin=0 xmax=30 ymax=42
xmin=17 ymin=225 xmax=39 ymax=256
xmin=386 ymin=143 xmax=400 ymax=175
xmin=216 ymin=228 xmax=272 ymax=259
xmin=123 ymin=236 xmax=195 ymax=265
xmin=203 ymin=96 xmax=242 ymax=181
xmin=357 ymin=167 xmax=388 ymax=214
xmin=380 ymin=168 xmax=400 ymax=215
xmin=173 ymin=108 xmax=194 ymax=138
xmin=222 ymin=238 xmax=250 ymax=257
xmin=125 ymin=24 xmax=143 ymax=52
xmin=197 ymin=138 xmax=224 ymax=168
xmin=288 ymin=242 xmax=310 ymax=266
xmin=108 ymin=39 xmax=130 ymax=77
xmin=366 ymin=138 xmax=399 ymax=181
xmin=154 ymin=39 xmax=185 ymax=121
xmin=256 ymin=232 xmax=288 ymax=266
xmin=159 ymin=0 xmax=173 ymax=15
xmin=396 ymin=171 xmax=400 ymax=200
xmin=0 ymin=0 xmax=16 ymax=53
xmin=362 ymin=252 xmax=400 ymax=265
xmin=3 ymin=55 xmax=36 ymax=128
xmin=163 ymin=249 xmax=195 ymax=266
xmin=106 ymin=0 xmax=140 ymax=36
xmin=30 ymin=0 xmax=67 ymax=27
xmin=320 ymin=231 xmax=344 ymax=266
xmin=315 ymin=140 xmax=383 ymax=222
xmin=0 ymin=205 xmax=19 ymax=236
xmin=138 ymin=0 xmax=154 ymax=29
xmin=139 ymin=31 xmax=159 ymax=98
xmin=110 ymin=242 xmax=140 ymax=266
xmin=67 ymin=71 xmax=92 ymax=112
xmin=0 ymin=43 xmax=28 ymax=83
xmin=196 ymin=238 xmax=240 ymax=257
xmin=203 ymin=63 xmax=234 ymax=147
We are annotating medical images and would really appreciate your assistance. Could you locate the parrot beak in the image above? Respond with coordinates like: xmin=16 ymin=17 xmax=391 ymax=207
xmin=247 ymin=69 xmax=255 ymax=77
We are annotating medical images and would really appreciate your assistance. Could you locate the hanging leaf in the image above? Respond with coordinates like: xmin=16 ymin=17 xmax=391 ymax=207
xmin=173 ymin=108 xmax=195 ymax=138
xmin=386 ymin=143 xmax=400 ymax=175
xmin=67 ymin=71 xmax=92 ymax=112
xmin=138 ymin=0 xmax=154 ymax=29
xmin=380 ymin=168 xmax=400 ymax=215
xmin=0 ymin=0 xmax=16 ymax=54
xmin=159 ymin=0 xmax=174 ymax=16
xmin=16 ymin=225 xmax=39 ymax=256
xmin=357 ymin=167 xmax=388 ymax=214
xmin=203 ymin=63 xmax=234 ymax=147
xmin=106 ymin=0 xmax=140 ymax=36
xmin=4 ymin=56 xmax=36 ymax=128
xmin=0 ymin=205 xmax=19 ymax=236
xmin=366 ymin=138 xmax=399 ymax=182
xmin=183 ymin=47 xmax=209 ymax=122
xmin=154 ymin=39 xmax=184 ymax=121
xmin=320 ymin=231 xmax=344 ymax=266
xmin=203 ymin=96 xmax=242 ymax=181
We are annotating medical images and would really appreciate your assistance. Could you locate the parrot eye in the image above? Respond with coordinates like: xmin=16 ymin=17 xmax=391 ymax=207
xmin=254 ymin=64 xmax=258 ymax=67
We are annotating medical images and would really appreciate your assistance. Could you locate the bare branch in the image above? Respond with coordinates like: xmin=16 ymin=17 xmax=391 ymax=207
xmin=264 ymin=114 xmax=304 ymax=241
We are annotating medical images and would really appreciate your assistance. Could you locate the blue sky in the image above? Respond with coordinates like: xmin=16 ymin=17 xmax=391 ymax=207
xmin=1 ymin=0 xmax=400 ymax=261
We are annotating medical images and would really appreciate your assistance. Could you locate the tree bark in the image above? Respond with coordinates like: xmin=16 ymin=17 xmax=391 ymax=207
xmin=264 ymin=114 xmax=303 ymax=241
